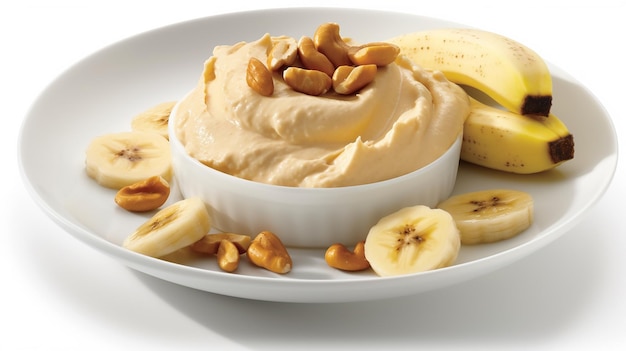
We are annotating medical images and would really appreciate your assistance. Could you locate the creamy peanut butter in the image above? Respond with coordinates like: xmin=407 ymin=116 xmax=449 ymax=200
xmin=173 ymin=33 xmax=470 ymax=187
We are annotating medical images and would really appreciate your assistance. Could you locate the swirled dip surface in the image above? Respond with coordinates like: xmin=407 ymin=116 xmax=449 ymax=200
xmin=173 ymin=33 xmax=470 ymax=187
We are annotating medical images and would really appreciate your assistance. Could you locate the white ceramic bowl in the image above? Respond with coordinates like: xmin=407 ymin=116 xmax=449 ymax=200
xmin=169 ymin=103 xmax=462 ymax=248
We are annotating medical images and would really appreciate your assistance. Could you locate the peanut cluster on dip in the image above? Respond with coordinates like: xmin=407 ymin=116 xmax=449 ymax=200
xmin=246 ymin=23 xmax=401 ymax=97
xmin=172 ymin=22 xmax=470 ymax=187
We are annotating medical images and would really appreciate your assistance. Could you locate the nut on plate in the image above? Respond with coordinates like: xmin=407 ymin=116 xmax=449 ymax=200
xmin=114 ymin=175 xmax=170 ymax=212
xmin=247 ymin=231 xmax=293 ymax=274
xmin=325 ymin=241 xmax=370 ymax=271
xmin=217 ymin=239 xmax=241 ymax=273
xmin=191 ymin=232 xmax=252 ymax=255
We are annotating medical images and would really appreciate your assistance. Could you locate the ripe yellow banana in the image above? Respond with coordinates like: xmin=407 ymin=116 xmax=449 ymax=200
xmin=388 ymin=28 xmax=553 ymax=116
xmin=462 ymin=98 xmax=574 ymax=174
xmin=123 ymin=197 xmax=211 ymax=258
xmin=364 ymin=205 xmax=460 ymax=276
xmin=437 ymin=189 xmax=533 ymax=245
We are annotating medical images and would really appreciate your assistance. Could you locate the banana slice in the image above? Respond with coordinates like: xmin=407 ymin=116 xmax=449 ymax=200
xmin=436 ymin=189 xmax=534 ymax=245
xmin=85 ymin=131 xmax=172 ymax=189
xmin=130 ymin=101 xmax=177 ymax=140
xmin=364 ymin=205 xmax=460 ymax=277
xmin=123 ymin=197 xmax=211 ymax=258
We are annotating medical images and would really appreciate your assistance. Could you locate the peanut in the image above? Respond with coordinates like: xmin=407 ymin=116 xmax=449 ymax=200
xmin=313 ymin=22 xmax=352 ymax=67
xmin=297 ymin=36 xmax=335 ymax=77
xmin=283 ymin=67 xmax=332 ymax=96
xmin=347 ymin=42 xmax=400 ymax=66
xmin=267 ymin=37 xmax=298 ymax=71
xmin=324 ymin=241 xmax=370 ymax=271
xmin=114 ymin=175 xmax=170 ymax=212
xmin=246 ymin=57 xmax=274 ymax=96
xmin=247 ymin=231 xmax=292 ymax=274
xmin=191 ymin=232 xmax=252 ymax=255
xmin=217 ymin=239 xmax=240 ymax=272
xmin=332 ymin=64 xmax=377 ymax=95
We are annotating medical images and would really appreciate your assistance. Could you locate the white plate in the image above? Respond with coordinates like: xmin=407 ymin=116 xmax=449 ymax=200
xmin=18 ymin=8 xmax=618 ymax=303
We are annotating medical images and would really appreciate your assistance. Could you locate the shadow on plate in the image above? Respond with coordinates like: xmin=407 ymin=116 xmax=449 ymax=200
xmin=131 ymin=211 xmax=608 ymax=348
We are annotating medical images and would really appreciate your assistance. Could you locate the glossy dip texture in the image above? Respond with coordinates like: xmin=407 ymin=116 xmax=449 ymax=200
xmin=172 ymin=33 xmax=469 ymax=188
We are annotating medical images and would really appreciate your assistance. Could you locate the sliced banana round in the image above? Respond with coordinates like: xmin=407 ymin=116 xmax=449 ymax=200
xmin=85 ymin=131 xmax=172 ymax=189
xmin=436 ymin=189 xmax=534 ymax=245
xmin=364 ymin=205 xmax=460 ymax=277
xmin=123 ymin=197 xmax=211 ymax=258
xmin=130 ymin=101 xmax=177 ymax=140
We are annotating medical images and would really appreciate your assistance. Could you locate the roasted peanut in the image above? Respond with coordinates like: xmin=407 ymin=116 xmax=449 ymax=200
xmin=297 ymin=36 xmax=335 ymax=77
xmin=246 ymin=57 xmax=274 ymax=96
xmin=217 ymin=239 xmax=240 ymax=272
xmin=114 ymin=175 xmax=170 ymax=212
xmin=332 ymin=64 xmax=377 ymax=95
xmin=247 ymin=231 xmax=292 ymax=274
xmin=267 ymin=37 xmax=298 ymax=71
xmin=324 ymin=241 xmax=370 ymax=271
xmin=283 ymin=67 xmax=332 ymax=96
xmin=313 ymin=22 xmax=352 ymax=67
xmin=191 ymin=232 xmax=252 ymax=255
xmin=347 ymin=42 xmax=400 ymax=66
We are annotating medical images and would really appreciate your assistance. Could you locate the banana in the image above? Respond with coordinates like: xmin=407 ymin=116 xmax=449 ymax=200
xmin=123 ymin=197 xmax=211 ymax=258
xmin=85 ymin=131 xmax=172 ymax=189
xmin=462 ymin=97 xmax=574 ymax=173
xmin=130 ymin=101 xmax=177 ymax=140
xmin=388 ymin=28 xmax=553 ymax=116
xmin=364 ymin=205 xmax=460 ymax=277
xmin=436 ymin=189 xmax=533 ymax=245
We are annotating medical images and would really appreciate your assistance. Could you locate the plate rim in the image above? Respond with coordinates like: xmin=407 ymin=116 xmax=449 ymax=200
xmin=17 ymin=7 xmax=619 ymax=303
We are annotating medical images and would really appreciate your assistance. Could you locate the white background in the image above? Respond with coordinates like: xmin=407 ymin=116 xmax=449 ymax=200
xmin=3 ymin=0 xmax=624 ymax=350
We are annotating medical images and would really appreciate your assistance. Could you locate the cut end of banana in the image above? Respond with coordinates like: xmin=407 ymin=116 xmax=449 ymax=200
xmin=364 ymin=205 xmax=460 ymax=277
xmin=123 ymin=197 xmax=211 ymax=258
xmin=436 ymin=189 xmax=534 ymax=245
xmin=85 ymin=131 xmax=172 ymax=189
